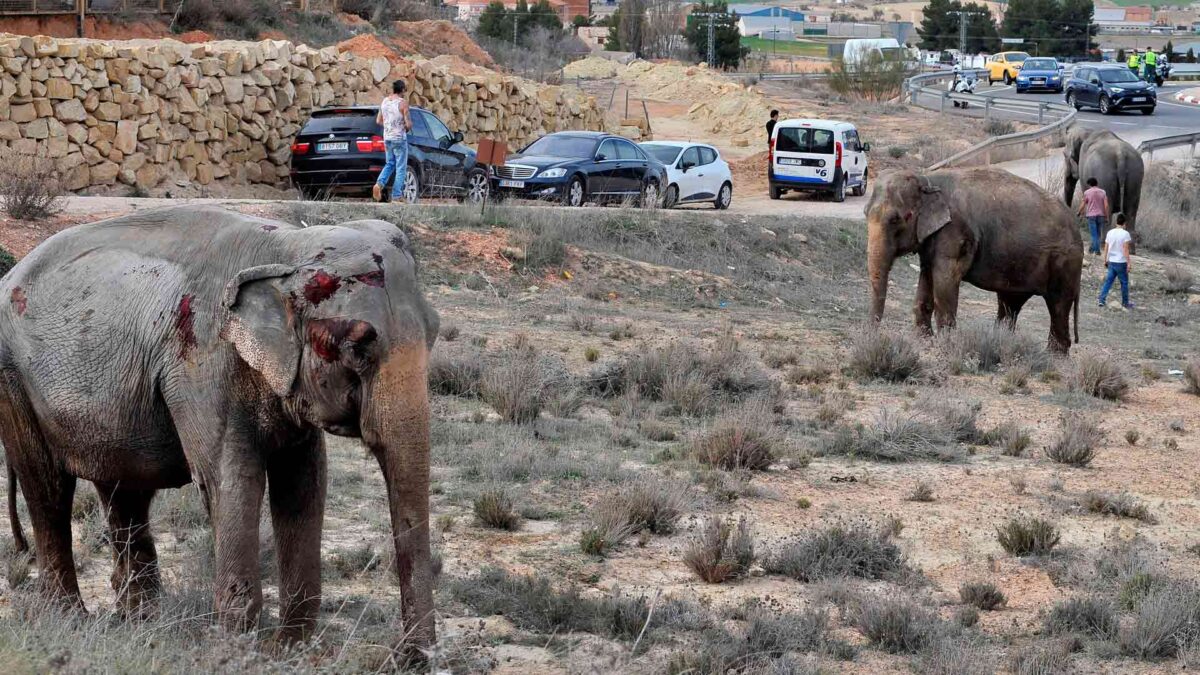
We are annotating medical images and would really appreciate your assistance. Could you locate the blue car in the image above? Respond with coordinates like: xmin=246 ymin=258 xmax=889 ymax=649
xmin=1015 ymin=57 xmax=1064 ymax=93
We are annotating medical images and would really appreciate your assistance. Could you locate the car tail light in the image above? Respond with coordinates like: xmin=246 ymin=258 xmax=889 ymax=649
xmin=356 ymin=135 xmax=386 ymax=153
xmin=835 ymin=141 xmax=843 ymax=169
xmin=768 ymin=138 xmax=774 ymax=166
xmin=291 ymin=142 xmax=310 ymax=155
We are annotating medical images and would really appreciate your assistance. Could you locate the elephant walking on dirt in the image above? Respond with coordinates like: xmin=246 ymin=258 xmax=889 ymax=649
xmin=0 ymin=206 xmax=439 ymax=649
xmin=866 ymin=168 xmax=1083 ymax=353
xmin=1063 ymin=128 xmax=1144 ymax=248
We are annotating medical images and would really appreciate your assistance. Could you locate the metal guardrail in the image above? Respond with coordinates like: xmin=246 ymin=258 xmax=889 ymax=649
xmin=906 ymin=70 xmax=1077 ymax=171
xmin=1138 ymin=132 xmax=1200 ymax=160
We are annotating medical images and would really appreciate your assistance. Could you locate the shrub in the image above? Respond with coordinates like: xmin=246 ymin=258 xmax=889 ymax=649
xmin=1043 ymin=596 xmax=1118 ymax=640
xmin=853 ymin=595 xmax=944 ymax=654
xmin=926 ymin=398 xmax=983 ymax=444
xmin=1138 ymin=163 xmax=1200 ymax=254
xmin=848 ymin=329 xmax=922 ymax=382
xmin=959 ymin=581 xmax=1006 ymax=610
xmin=955 ymin=605 xmax=979 ymax=628
xmin=683 ymin=516 xmax=756 ymax=583
xmin=1045 ymin=414 xmax=1102 ymax=467
xmin=820 ymin=410 xmax=964 ymax=463
xmin=1122 ymin=582 xmax=1200 ymax=658
xmin=982 ymin=421 xmax=1032 ymax=456
xmin=1163 ymin=264 xmax=1195 ymax=294
xmin=1125 ymin=429 xmax=1141 ymax=445
xmin=0 ymin=246 xmax=15 ymax=278
xmin=1184 ymin=359 xmax=1200 ymax=395
xmin=1118 ymin=572 xmax=1164 ymax=611
xmin=473 ymin=490 xmax=521 ymax=531
xmin=765 ymin=521 xmax=906 ymax=582
xmin=787 ymin=363 xmax=832 ymax=385
xmin=592 ymin=477 xmax=691 ymax=537
xmin=762 ymin=348 xmax=799 ymax=369
xmin=693 ymin=400 xmax=782 ymax=471
xmin=996 ymin=516 xmax=1060 ymax=556
xmin=584 ymin=346 xmax=599 ymax=362
xmin=173 ymin=0 xmax=219 ymax=31
xmin=983 ymin=119 xmax=1016 ymax=136
xmin=428 ymin=349 xmax=483 ymax=397
xmin=326 ymin=544 xmax=380 ymax=579
xmin=1000 ymin=362 xmax=1032 ymax=393
xmin=438 ymin=324 xmax=460 ymax=341
xmin=518 ymin=227 xmax=568 ymax=270
xmin=579 ymin=499 xmax=637 ymax=556
xmin=480 ymin=348 xmax=578 ymax=423
xmin=920 ymin=636 xmax=995 ymax=675
xmin=0 ymin=154 xmax=63 ymax=221
xmin=908 ymin=481 xmax=935 ymax=502
xmin=72 ymin=487 xmax=101 ymax=522
xmin=1066 ymin=352 xmax=1130 ymax=401
xmin=1010 ymin=640 xmax=1073 ymax=675
xmin=938 ymin=323 xmax=1049 ymax=374
xmin=1081 ymin=491 xmax=1156 ymax=523
xmin=887 ymin=145 xmax=908 ymax=158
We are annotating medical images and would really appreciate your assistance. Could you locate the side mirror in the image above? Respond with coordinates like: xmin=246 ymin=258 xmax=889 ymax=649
xmin=595 ymin=153 xmax=607 ymax=162
xmin=452 ymin=131 xmax=464 ymax=144
xmin=863 ymin=142 xmax=872 ymax=152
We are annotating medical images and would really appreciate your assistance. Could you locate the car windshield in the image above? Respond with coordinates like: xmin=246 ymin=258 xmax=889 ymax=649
xmin=776 ymin=127 xmax=835 ymax=154
xmin=1100 ymin=69 xmax=1140 ymax=83
xmin=1009 ymin=53 xmax=1029 ymax=63
xmin=641 ymin=144 xmax=683 ymax=164
xmin=1023 ymin=59 xmax=1056 ymax=70
xmin=521 ymin=135 xmax=597 ymax=158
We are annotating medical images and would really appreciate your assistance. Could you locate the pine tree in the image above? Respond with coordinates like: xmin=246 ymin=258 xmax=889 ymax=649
xmin=1165 ymin=40 xmax=1174 ymax=58
xmin=917 ymin=0 xmax=959 ymax=51
xmin=1187 ymin=47 xmax=1195 ymax=64
xmin=683 ymin=1 xmax=748 ymax=69
xmin=604 ymin=7 xmax=622 ymax=50
xmin=529 ymin=0 xmax=564 ymax=36
xmin=477 ymin=1 xmax=510 ymax=41
xmin=963 ymin=2 xmax=1000 ymax=54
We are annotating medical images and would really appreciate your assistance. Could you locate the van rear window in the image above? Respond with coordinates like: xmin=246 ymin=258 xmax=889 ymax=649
xmin=301 ymin=110 xmax=379 ymax=134
xmin=776 ymin=128 xmax=835 ymax=154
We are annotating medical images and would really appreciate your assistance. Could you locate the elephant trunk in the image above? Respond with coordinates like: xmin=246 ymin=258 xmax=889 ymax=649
xmin=867 ymin=230 xmax=895 ymax=322
xmin=361 ymin=343 xmax=436 ymax=654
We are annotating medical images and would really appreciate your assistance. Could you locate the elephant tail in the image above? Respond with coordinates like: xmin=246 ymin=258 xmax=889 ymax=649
xmin=8 ymin=464 xmax=28 ymax=553
xmin=1073 ymin=293 xmax=1080 ymax=344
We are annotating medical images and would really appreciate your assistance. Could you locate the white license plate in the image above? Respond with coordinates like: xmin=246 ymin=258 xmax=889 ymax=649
xmin=776 ymin=158 xmax=805 ymax=166
xmin=317 ymin=142 xmax=347 ymax=152
xmin=1131 ymin=97 xmax=1146 ymax=102
xmin=499 ymin=179 xmax=525 ymax=188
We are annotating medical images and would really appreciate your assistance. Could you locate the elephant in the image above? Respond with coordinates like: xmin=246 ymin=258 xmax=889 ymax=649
xmin=1063 ymin=127 xmax=1144 ymax=247
xmin=866 ymin=168 xmax=1083 ymax=353
xmin=0 ymin=206 xmax=439 ymax=649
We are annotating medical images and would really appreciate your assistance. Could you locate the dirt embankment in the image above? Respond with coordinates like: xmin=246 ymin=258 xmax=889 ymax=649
xmin=388 ymin=19 xmax=494 ymax=68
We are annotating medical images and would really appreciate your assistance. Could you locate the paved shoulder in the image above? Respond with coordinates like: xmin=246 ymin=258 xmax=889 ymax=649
xmin=1177 ymin=88 xmax=1200 ymax=106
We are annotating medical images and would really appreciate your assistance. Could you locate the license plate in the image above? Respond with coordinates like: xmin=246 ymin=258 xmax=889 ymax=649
xmin=499 ymin=179 xmax=525 ymax=188
xmin=317 ymin=142 xmax=347 ymax=152
xmin=777 ymin=158 xmax=804 ymax=166
xmin=1131 ymin=97 xmax=1146 ymax=102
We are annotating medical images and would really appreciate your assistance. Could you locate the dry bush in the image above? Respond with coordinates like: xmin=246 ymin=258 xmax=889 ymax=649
xmin=1121 ymin=582 xmax=1200 ymax=659
xmin=1082 ymin=491 xmax=1156 ymax=523
xmin=787 ymin=363 xmax=832 ymax=385
xmin=592 ymin=476 xmax=691 ymax=538
xmin=1045 ymin=414 xmax=1102 ymax=467
xmin=1138 ymin=163 xmax=1200 ymax=254
xmin=907 ymin=481 xmax=935 ymax=502
xmin=925 ymin=398 xmax=983 ymax=444
xmin=480 ymin=347 xmax=579 ymax=423
xmin=514 ymin=227 xmax=567 ymax=270
xmin=848 ymin=329 xmax=922 ymax=382
xmin=1066 ymin=352 xmax=1130 ymax=401
xmin=0 ymin=154 xmax=64 ymax=221
xmin=1118 ymin=572 xmax=1164 ymax=611
xmin=428 ymin=348 xmax=484 ymax=397
xmin=937 ymin=323 xmax=1050 ymax=375
xmin=438 ymin=324 xmax=460 ymax=341
xmin=1042 ymin=596 xmax=1118 ymax=640
xmin=996 ymin=516 xmax=1060 ymax=557
xmin=827 ymin=53 xmax=908 ymax=101
xmin=765 ymin=520 xmax=906 ymax=582
xmin=567 ymin=310 xmax=595 ymax=333
xmin=325 ymin=543 xmax=380 ymax=580
xmin=852 ymin=595 xmax=945 ymax=654
xmin=1163 ymin=264 xmax=1195 ymax=294
xmin=959 ymin=581 xmax=1006 ymax=610
xmin=579 ymin=499 xmax=637 ymax=556
xmin=920 ymin=636 xmax=995 ymax=675
xmin=762 ymin=348 xmax=799 ymax=369
xmin=667 ymin=608 xmax=853 ymax=672
xmin=821 ymin=409 xmax=964 ymax=463
xmin=983 ymin=119 xmax=1016 ymax=136
xmin=1010 ymin=640 xmax=1074 ymax=674
xmin=473 ymin=489 xmax=521 ymax=531
xmin=1184 ymin=359 xmax=1200 ymax=395
xmin=982 ymin=421 xmax=1032 ymax=456
xmin=693 ymin=400 xmax=783 ymax=471
xmin=683 ymin=516 xmax=756 ymax=583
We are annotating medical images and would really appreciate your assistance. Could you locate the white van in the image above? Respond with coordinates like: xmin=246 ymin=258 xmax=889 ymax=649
xmin=768 ymin=119 xmax=870 ymax=202
xmin=841 ymin=38 xmax=907 ymax=70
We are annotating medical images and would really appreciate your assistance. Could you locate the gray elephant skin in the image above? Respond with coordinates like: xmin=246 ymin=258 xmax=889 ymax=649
xmin=866 ymin=168 xmax=1082 ymax=353
xmin=0 ymin=206 xmax=439 ymax=648
xmin=1063 ymin=128 xmax=1144 ymax=245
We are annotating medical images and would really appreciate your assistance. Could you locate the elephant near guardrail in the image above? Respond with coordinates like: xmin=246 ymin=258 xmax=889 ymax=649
xmin=1063 ymin=128 xmax=1144 ymax=250
xmin=866 ymin=168 xmax=1083 ymax=353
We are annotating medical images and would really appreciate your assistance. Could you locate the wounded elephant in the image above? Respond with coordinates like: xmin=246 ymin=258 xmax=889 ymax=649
xmin=1063 ymin=127 xmax=1144 ymax=249
xmin=0 ymin=206 xmax=438 ymax=649
xmin=865 ymin=168 xmax=1083 ymax=353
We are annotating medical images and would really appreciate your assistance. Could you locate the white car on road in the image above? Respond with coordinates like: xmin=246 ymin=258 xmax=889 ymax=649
xmin=639 ymin=141 xmax=733 ymax=209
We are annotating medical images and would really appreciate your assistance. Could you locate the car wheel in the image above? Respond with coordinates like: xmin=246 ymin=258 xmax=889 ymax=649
xmin=402 ymin=167 xmax=419 ymax=203
xmin=1004 ymin=72 xmax=1013 ymax=85
xmin=663 ymin=184 xmax=679 ymax=209
xmin=851 ymin=171 xmax=868 ymax=197
xmin=769 ymin=186 xmax=783 ymax=200
xmin=563 ymin=176 xmax=585 ymax=207
xmin=640 ymin=180 xmax=660 ymax=209
xmin=831 ymin=176 xmax=845 ymax=203
xmin=459 ymin=169 xmax=488 ymax=203
xmin=1099 ymin=95 xmax=1112 ymax=115
xmin=714 ymin=182 xmax=732 ymax=210
xmin=1067 ymin=90 xmax=1080 ymax=110
xmin=1141 ymin=107 xmax=1155 ymax=116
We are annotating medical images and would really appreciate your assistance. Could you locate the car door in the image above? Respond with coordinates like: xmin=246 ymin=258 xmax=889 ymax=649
xmin=1081 ymin=68 xmax=1101 ymax=105
xmin=413 ymin=110 xmax=465 ymax=197
xmin=675 ymin=146 xmax=703 ymax=201
xmin=842 ymin=128 xmax=866 ymax=188
xmin=591 ymin=139 xmax=620 ymax=195
xmin=613 ymin=139 xmax=647 ymax=195
xmin=694 ymin=146 xmax=721 ymax=200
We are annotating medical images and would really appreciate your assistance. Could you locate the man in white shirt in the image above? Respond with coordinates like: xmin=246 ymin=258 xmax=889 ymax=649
xmin=1098 ymin=213 xmax=1133 ymax=309
xmin=373 ymin=80 xmax=413 ymax=203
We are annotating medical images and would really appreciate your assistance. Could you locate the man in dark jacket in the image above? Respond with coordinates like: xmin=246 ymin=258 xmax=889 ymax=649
xmin=766 ymin=110 xmax=779 ymax=145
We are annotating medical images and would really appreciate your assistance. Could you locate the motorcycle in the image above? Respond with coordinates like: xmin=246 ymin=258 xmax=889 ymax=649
xmin=1154 ymin=61 xmax=1170 ymax=87
xmin=950 ymin=70 xmax=977 ymax=108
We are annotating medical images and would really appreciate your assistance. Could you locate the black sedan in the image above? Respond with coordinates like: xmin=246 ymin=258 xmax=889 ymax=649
xmin=289 ymin=105 xmax=488 ymax=202
xmin=1065 ymin=65 xmax=1156 ymax=115
xmin=491 ymin=131 xmax=667 ymax=207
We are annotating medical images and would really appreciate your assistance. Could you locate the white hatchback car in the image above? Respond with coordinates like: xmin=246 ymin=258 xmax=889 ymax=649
xmin=639 ymin=141 xmax=733 ymax=209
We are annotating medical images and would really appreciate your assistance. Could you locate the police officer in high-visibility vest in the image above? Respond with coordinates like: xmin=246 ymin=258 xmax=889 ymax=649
xmin=1144 ymin=49 xmax=1158 ymax=82
xmin=1127 ymin=50 xmax=1140 ymax=75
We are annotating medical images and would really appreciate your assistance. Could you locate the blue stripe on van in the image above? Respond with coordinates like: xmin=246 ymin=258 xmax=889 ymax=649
xmin=772 ymin=174 xmax=830 ymax=185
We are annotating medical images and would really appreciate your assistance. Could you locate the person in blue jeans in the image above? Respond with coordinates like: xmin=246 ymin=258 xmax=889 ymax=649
xmin=1099 ymin=213 xmax=1133 ymax=309
xmin=1077 ymin=177 xmax=1109 ymax=255
xmin=374 ymin=80 xmax=413 ymax=203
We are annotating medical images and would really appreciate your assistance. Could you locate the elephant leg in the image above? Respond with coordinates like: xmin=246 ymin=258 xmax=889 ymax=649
xmin=913 ymin=258 xmax=934 ymax=336
xmin=1044 ymin=293 xmax=1073 ymax=354
xmin=212 ymin=436 xmax=266 ymax=633
xmin=94 ymin=482 xmax=160 ymax=616
xmin=931 ymin=261 xmax=968 ymax=331
xmin=996 ymin=292 xmax=1033 ymax=329
xmin=267 ymin=432 xmax=326 ymax=642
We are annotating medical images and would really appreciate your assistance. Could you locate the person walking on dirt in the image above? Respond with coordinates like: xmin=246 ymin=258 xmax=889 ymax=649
xmin=373 ymin=79 xmax=413 ymax=203
xmin=1099 ymin=213 xmax=1134 ymax=310
xmin=766 ymin=110 xmax=779 ymax=144
xmin=1078 ymin=177 xmax=1110 ymax=255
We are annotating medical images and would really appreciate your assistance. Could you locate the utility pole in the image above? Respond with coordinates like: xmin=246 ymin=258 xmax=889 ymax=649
xmin=708 ymin=13 xmax=715 ymax=67
xmin=513 ymin=14 xmax=519 ymax=44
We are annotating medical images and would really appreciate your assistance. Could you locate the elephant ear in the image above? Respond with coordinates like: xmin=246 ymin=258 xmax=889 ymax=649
xmin=916 ymin=180 xmax=952 ymax=242
xmin=220 ymin=264 xmax=300 ymax=397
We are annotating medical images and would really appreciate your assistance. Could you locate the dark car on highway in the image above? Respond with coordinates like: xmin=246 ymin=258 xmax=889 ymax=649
xmin=1065 ymin=65 xmax=1156 ymax=115
xmin=289 ymin=105 xmax=489 ymax=202
xmin=490 ymin=131 xmax=667 ymax=207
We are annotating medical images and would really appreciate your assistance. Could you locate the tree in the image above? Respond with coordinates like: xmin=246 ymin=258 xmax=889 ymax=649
xmin=477 ymin=1 xmax=509 ymax=41
xmin=572 ymin=14 xmax=593 ymax=28
xmin=1002 ymin=0 xmax=1094 ymax=57
xmin=1165 ymin=40 xmax=1174 ymax=58
xmin=1117 ymin=47 xmax=1125 ymax=63
xmin=1188 ymin=47 xmax=1196 ymax=64
xmin=963 ymin=2 xmax=1000 ymax=53
xmin=683 ymin=1 xmax=748 ymax=69
xmin=619 ymin=0 xmax=646 ymax=56
xmin=917 ymin=0 xmax=960 ymax=51
xmin=605 ymin=6 xmax=623 ymax=50
xmin=529 ymin=0 xmax=564 ymax=35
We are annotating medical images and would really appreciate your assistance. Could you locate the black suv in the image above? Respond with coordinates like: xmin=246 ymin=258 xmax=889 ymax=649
xmin=491 ymin=131 xmax=668 ymax=207
xmin=290 ymin=106 xmax=488 ymax=201
xmin=1065 ymin=65 xmax=1156 ymax=115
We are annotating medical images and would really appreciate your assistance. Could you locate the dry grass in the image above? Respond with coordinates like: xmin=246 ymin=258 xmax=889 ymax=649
xmin=428 ymin=348 xmax=484 ymax=397
xmin=1138 ymin=162 xmax=1200 ymax=254
xmin=1043 ymin=596 xmax=1118 ymax=640
xmin=1045 ymin=414 xmax=1102 ymax=467
xmin=693 ymin=400 xmax=783 ymax=471
xmin=765 ymin=520 xmax=907 ymax=582
xmin=907 ymin=481 xmax=935 ymax=502
xmin=1082 ymin=491 xmax=1156 ymax=523
xmin=0 ymin=153 xmax=63 ymax=221
xmin=1121 ymin=582 xmax=1200 ymax=659
xmin=682 ymin=516 xmax=756 ymax=583
xmin=959 ymin=581 xmax=1006 ymax=610
xmin=848 ymin=329 xmax=922 ymax=382
xmin=1066 ymin=352 xmax=1130 ymax=401
xmin=937 ymin=323 xmax=1049 ymax=375
xmin=1184 ymin=359 xmax=1200 ymax=395
xmin=996 ymin=516 xmax=1061 ymax=557
xmin=821 ymin=409 xmax=964 ymax=463
xmin=1163 ymin=264 xmax=1195 ymax=294
xmin=852 ymin=595 xmax=946 ymax=654
xmin=473 ymin=489 xmax=521 ymax=531
xmin=982 ymin=421 xmax=1032 ymax=457
xmin=787 ymin=363 xmax=833 ymax=385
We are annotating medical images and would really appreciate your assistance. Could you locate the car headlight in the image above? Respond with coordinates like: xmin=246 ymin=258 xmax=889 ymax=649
xmin=1017 ymin=76 xmax=1028 ymax=81
xmin=538 ymin=167 xmax=566 ymax=179
xmin=1050 ymin=75 xmax=1060 ymax=80
xmin=1109 ymin=86 xmax=1125 ymax=93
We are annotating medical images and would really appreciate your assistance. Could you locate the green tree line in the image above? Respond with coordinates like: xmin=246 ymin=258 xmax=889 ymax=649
xmin=919 ymin=0 xmax=1096 ymax=57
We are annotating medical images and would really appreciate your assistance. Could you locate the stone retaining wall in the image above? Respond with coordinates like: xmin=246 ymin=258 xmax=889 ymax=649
xmin=0 ymin=34 xmax=604 ymax=192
